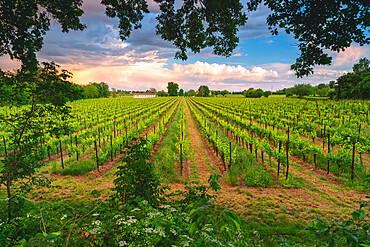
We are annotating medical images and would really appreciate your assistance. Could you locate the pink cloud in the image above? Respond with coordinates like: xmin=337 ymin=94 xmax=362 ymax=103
xmin=329 ymin=45 xmax=370 ymax=68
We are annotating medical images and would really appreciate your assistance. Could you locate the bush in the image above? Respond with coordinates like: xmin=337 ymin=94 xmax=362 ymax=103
xmin=112 ymin=138 xmax=165 ymax=206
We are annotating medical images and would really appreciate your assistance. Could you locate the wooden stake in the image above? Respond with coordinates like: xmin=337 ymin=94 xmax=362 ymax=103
xmin=229 ymin=142 xmax=232 ymax=170
xmin=180 ymin=143 xmax=183 ymax=176
xmin=75 ymin=135 xmax=79 ymax=161
xmin=351 ymin=143 xmax=356 ymax=181
xmin=327 ymin=134 xmax=330 ymax=174
xmin=110 ymin=135 xmax=113 ymax=161
xmin=59 ymin=140 xmax=64 ymax=169
xmin=94 ymin=140 xmax=99 ymax=172
xmin=3 ymin=136 xmax=7 ymax=155
xmin=278 ymin=140 xmax=282 ymax=176
xmin=286 ymin=127 xmax=290 ymax=180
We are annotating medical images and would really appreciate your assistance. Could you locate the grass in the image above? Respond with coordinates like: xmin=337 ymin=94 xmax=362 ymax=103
xmin=153 ymin=104 xmax=182 ymax=182
xmin=60 ymin=157 xmax=98 ymax=175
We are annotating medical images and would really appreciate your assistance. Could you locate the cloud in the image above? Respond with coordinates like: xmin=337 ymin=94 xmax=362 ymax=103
xmin=231 ymin=53 xmax=243 ymax=57
xmin=0 ymin=56 xmax=21 ymax=71
xmin=329 ymin=45 xmax=370 ymax=69
xmin=239 ymin=4 xmax=271 ymax=39
xmin=172 ymin=61 xmax=278 ymax=81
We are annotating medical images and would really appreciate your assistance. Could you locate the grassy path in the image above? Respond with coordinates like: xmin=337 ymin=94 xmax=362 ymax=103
xmin=183 ymin=98 xmax=222 ymax=183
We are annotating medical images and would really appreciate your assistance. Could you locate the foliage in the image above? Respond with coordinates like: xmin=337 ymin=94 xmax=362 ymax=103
xmin=179 ymin=88 xmax=184 ymax=96
xmin=155 ymin=0 xmax=246 ymax=60
xmin=0 ymin=175 xmax=250 ymax=246
xmin=248 ymin=0 xmax=370 ymax=77
xmin=112 ymin=138 xmax=164 ymax=206
xmin=315 ymin=84 xmax=330 ymax=97
xmin=243 ymin=88 xmax=264 ymax=98
xmin=353 ymin=57 xmax=370 ymax=73
xmin=263 ymin=91 xmax=271 ymax=98
xmin=0 ymin=62 xmax=80 ymax=221
xmin=156 ymin=89 xmax=168 ymax=97
xmin=167 ymin=82 xmax=179 ymax=96
xmin=291 ymin=83 xmax=314 ymax=98
xmin=0 ymin=0 xmax=85 ymax=70
xmin=189 ymin=202 xmax=241 ymax=244
xmin=148 ymin=87 xmax=157 ymax=93
xmin=153 ymin=106 xmax=182 ymax=182
xmin=197 ymin=85 xmax=210 ymax=97
xmin=81 ymin=82 xmax=110 ymax=99
xmin=187 ymin=89 xmax=196 ymax=97
xmin=335 ymin=69 xmax=370 ymax=99
xmin=308 ymin=175 xmax=369 ymax=247
xmin=220 ymin=90 xmax=229 ymax=97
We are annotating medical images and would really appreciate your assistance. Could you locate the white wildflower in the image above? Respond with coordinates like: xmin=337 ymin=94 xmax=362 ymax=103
xmin=143 ymin=228 xmax=154 ymax=234
xmin=170 ymin=229 xmax=178 ymax=236
xmin=118 ymin=240 xmax=127 ymax=246
xmin=92 ymin=220 xmax=101 ymax=226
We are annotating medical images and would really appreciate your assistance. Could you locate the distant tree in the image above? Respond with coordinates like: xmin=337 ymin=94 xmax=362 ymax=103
xmin=111 ymin=88 xmax=117 ymax=98
xmin=244 ymin=88 xmax=264 ymax=98
xmin=254 ymin=89 xmax=264 ymax=98
xmin=156 ymin=90 xmax=168 ymax=97
xmin=263 ymin=91 xmax=271 ymax=98
xmin=100 ymin=82 xmax=110 ymax=97
xmin=335 ymin=70 xmax=370 ymax=99
xmin=292 ymin=84 xmax=314 ymax=98
xmin=211 ymin=90 xmax=215 ymax=97
xmin=353 ymin=57 xmax=370 ymax=73
xmin=243 ymin=88 xmax=254 ymax=98
xmin=315 ymin=84 xmax=330 ymax=97
xmin=187 ymin=89 xmax=196 ymax=97
xmin=285 ymin=88 xmax=294 ymax=97
xmin=198 ymin=85 xmax=210 ymax=97
xmin=148 ymin=87 xmax=157 ymax=93
xmin=328 ymin=89 xmax=336 ymax=99
xmin=83 ymin=84 xmax=100 ymax=98
xmin=214 ymin=91 xmax=219 ymax=96
xmin=179 ymin=89 xmax=184 ymax=96
xmin=329 ymin=80 xmax=336 ymax=89
xmin=167 ymin=82 xmax=179 ymax=96
xmin=220 ymin=90 xmax=228 ymax=97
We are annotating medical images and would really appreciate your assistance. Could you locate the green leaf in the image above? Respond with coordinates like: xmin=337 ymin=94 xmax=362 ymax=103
xmin=352 ymin=209 xmax=366 ymax=221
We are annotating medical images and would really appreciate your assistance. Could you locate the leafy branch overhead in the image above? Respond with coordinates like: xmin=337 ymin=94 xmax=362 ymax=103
xmin=0 ymin=0 xmax=369 ymax=76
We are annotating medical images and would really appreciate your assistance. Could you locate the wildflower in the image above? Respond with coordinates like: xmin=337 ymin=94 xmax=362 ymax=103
xmin=119 ymin=240 xmax=127 ymax=246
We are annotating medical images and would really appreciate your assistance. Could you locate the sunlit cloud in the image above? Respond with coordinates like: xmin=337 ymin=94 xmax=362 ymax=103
xmin=172 ymin=62 xmax=278 ymax=80
xmin=329 ymin=45 xmax=370 ymax=69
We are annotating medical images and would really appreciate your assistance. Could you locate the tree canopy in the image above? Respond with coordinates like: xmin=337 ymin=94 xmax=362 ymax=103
xmin=1 ymin=0 xmax=369 ymax=76
xmin=353 ymin=57 xmax=370 ymax=73
xmin=197 ymin=85 xmax=210 ymax=97
xmin=187 ymin=89 xmax=196 ymax=97
xmin=290 ymin=84 xmax=314 ymax=98
xmin=167 ymin=82 xmax=179 ymax=96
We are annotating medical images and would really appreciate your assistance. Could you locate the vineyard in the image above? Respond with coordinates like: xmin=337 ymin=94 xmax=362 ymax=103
xmin=0 ymin=96 xmax=369 ymax=246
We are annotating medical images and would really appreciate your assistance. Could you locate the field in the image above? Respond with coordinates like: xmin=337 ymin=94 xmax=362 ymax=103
xmin=0 ymin=96 xmax=369 ymax=246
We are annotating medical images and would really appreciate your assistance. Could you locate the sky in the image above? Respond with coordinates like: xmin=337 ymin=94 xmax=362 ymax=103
xmin=1 ymin=0 xmax=369 ymax=92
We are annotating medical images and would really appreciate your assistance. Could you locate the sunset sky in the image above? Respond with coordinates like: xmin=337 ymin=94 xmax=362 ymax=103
xmin=1 ymin=0 xmax=369 ymax=92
